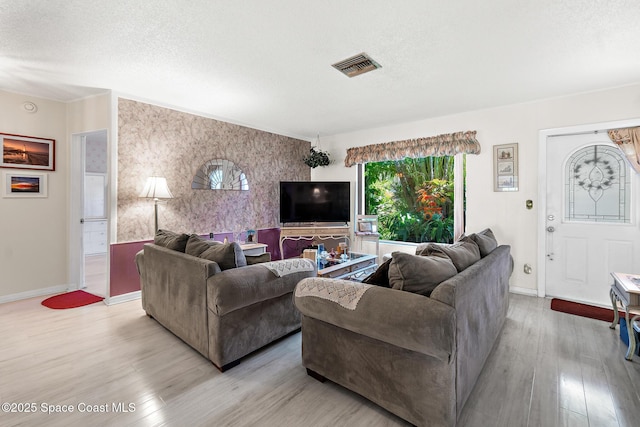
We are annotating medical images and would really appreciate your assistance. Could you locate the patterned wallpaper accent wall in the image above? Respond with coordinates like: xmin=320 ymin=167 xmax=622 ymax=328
xmin=117 ymin=99 xmax=310 ymax=242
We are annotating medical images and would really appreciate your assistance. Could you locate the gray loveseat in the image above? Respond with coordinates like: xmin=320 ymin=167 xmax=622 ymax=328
xmin=294 ymin=229 xmax=513 ymax=426
xmin=136 ymin=231 xmax=316 ymax=371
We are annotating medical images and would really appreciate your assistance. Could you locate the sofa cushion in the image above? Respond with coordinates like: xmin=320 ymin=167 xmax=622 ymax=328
xmin=199 ymin=241 xmax=247 ymax=270
xmin=420 ymin=237 xmax=480 ymax=272
xmin=388 ymin=252 xmax=457 ymax=296
xmin=469 ymin=228 xmax=498 ymax=257
xmin=154 ymin=229 xmax=189 ymax=252
xmin=245 ymin=253 xmax=272 ymax=265
xmin=363 ymin=258 xmax=392 ymax=288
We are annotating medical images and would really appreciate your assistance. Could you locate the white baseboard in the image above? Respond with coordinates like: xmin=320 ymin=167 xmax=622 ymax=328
xmin=0 ymin=284 xmax=70 ymax=304
xmin=509 ymin=285 xmax=539 ymax=297
xmin=105 ymin=290 xmax=141 ymax=305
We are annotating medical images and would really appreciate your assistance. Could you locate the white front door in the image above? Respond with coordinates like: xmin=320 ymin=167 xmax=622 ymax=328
xmin=545 ymin=132 xmax=640 ymax=307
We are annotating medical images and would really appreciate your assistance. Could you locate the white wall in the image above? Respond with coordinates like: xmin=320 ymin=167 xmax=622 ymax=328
xmin=67 ymin=93 xmax=112 ymax=135
xmin=0 ymin=91 xmax=69 ymax=300
xmin=312 ymin=83 xmax=640 ymax=294
xmin=0 ymin=90 xmax=112 ymax=302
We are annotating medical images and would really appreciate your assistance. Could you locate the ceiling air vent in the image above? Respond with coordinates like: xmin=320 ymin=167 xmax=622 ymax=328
xmin=332 ymin=53 xmax=381 ymax=78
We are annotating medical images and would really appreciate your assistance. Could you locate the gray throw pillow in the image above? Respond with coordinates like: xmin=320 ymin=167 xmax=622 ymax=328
xmin=363 ymin=258 xmax=392 ymax=288
xmin=422 ymin=236 xmax=481 ymax=272
xmin=388 ymin=252 xmax=457 ymax=296
xmin=415 ymin=242 xmax=451 ymax=257
xmin=469 ymin=228 xmax=498 ymax=257
xmin=185 ymin=234 xmax=216 ymax=257
xmin=415 ymin=242 xmax=430 ymax=256
xmin=199 ymin=241 xmax=247 ymax=270
xmin=154 ymin=229 xmax=189 ymax=252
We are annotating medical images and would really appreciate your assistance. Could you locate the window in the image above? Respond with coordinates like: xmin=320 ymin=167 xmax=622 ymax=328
xmin=565 ymin=144 xmax=630 ymax=223
xmin=358 ymin=154 xmax=465 ymax=243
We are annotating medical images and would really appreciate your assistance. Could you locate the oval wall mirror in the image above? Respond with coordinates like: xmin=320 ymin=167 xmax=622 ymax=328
xmin=192 ymin=159 xmax=249 ymax=190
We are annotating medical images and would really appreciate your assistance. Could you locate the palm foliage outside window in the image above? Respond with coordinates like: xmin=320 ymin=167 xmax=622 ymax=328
xmin=364 ymin=156 xmax=464 ymax=243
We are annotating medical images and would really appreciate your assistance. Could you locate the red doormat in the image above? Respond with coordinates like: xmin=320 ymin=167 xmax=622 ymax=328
xmin=550 ymin=298 xmax=622 ymax=322
xmin=41 ymin=290 xmax=104 ymax=309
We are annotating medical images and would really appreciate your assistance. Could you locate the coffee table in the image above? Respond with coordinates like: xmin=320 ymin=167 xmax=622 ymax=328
xmin=317 ymin=252 xmax=378 ymax=281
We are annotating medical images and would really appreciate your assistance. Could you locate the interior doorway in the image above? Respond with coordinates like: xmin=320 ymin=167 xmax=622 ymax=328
xmin=538 ymin=119 xmax=640 ymax=307
xmin=72 ymin=130 xmax=109 ymax=297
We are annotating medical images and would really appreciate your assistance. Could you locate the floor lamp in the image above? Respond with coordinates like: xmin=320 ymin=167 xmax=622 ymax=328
xmin=140 ymin=176 xmax=174 ymax=232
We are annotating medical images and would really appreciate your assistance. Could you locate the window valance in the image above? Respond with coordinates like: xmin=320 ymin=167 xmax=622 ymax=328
xmin=608 ymin=127 xmax=640 ymax=174
xmin=344 ymin=131 xmax=481 ymax=167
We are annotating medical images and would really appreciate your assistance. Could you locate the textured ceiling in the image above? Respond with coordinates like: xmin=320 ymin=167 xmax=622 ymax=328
xmin=1 ymin=1 xmax=640 ymax=139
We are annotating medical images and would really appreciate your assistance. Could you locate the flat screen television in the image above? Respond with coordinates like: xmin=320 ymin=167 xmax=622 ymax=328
xmin=279 ymin=181 xmax=350 ymax=224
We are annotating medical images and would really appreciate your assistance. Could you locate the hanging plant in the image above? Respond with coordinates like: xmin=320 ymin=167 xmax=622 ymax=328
xmin=303 ymin=147 xmax=331 ymax=168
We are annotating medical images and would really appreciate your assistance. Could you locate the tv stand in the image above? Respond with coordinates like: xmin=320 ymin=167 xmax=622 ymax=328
xmin=279 ymin=225 xmax=350 ymax=260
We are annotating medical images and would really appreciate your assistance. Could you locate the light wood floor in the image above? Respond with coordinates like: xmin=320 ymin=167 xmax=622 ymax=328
xmin=1 ymin=294 xmax=639 ymax=426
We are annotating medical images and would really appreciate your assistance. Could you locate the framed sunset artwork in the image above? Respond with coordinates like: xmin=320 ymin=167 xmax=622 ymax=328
xmin=1 ymin=133 xmax=55 ymax=171
xmin=3 ymin=171 xmax=48 ymax=198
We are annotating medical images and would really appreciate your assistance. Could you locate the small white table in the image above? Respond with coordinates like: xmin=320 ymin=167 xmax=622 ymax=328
xmin=609 ymin=272 xmax=640 ymax=361
xmin=239 ymin=243 xmax=268 ymax=256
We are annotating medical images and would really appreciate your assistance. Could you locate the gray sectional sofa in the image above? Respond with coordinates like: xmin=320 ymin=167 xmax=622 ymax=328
xmin=294 ymin=229 xmax=513 ymax=427
xmin=136 ymin=230 xmax=316 ymax=371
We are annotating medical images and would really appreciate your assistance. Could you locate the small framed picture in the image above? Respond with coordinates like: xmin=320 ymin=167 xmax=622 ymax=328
xmin=3 ymin=171 xmax=48 ymax=198
xmin=494 ymin=143 xmax=518 ymax=192
xmin=1 ymin=133 xmax=55 ymax=171
xmin=358 ymin=221 xmax=373 ymax=232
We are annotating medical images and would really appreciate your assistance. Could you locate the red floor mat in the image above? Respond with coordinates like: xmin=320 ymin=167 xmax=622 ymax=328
xmin=41 ymin=290 xmax=104 ymax=309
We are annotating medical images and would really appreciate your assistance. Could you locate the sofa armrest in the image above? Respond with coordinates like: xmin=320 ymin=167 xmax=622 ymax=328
xmin=207 ymin=259 xmax=316 ymax=316
xmin=294 ymin=278 xmax=456 ymax=362
xmin=138 ymin=243 xmax=222 ymax=357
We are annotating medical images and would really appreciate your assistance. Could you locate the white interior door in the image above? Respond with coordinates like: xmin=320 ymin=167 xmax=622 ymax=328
xmin=83 ymin=172 xmax=108 ymax=296
xmin=545 ymin=132 xmax=640 ymax=306
xmin=71 ymin=130 xmax=109 ymax=297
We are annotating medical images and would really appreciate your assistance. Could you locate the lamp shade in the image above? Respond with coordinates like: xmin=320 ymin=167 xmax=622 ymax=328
xmin=139 ymin=176 xmax=174 ymax=199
